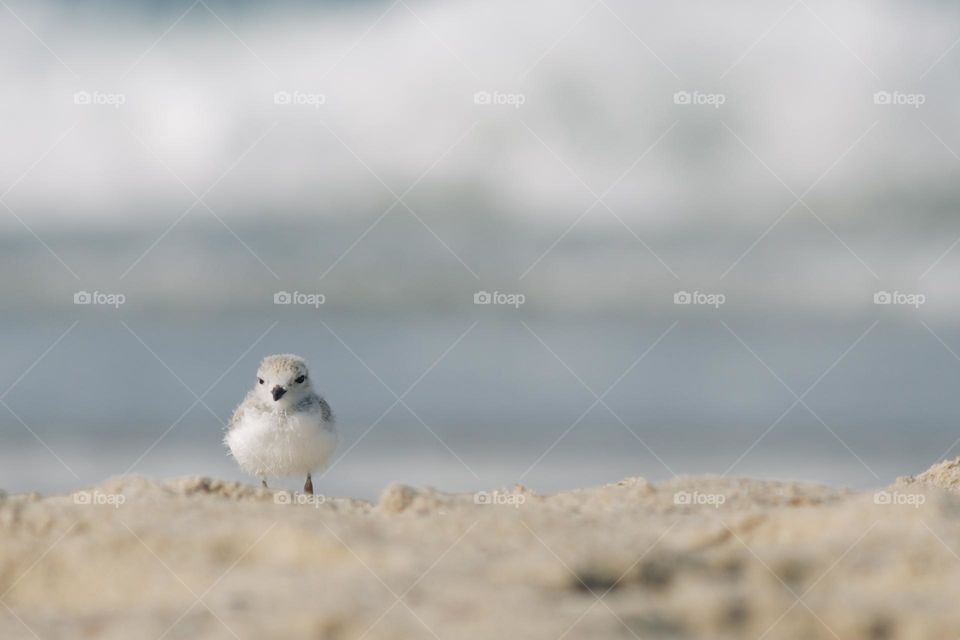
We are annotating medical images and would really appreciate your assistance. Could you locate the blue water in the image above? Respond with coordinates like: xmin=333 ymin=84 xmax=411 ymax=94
xmin=2 ymin=313 xmax=956 ymax=498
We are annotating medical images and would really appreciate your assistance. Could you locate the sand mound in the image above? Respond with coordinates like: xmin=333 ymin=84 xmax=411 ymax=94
xmin=896 ymin=456 xmax=960 ymax=493
xmin=2 ymin=463 xmax=960 ymax=639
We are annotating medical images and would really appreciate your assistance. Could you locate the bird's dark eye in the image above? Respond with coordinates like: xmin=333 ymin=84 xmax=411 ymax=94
xmin=295 ymin=375 xmax=306 ymax=384
xmin=258 ymin=378 xmax=265 ymax=385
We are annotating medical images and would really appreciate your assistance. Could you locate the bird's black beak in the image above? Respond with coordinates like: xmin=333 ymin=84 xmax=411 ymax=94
xmin=271 ymin=385 xmax=287 ymax=401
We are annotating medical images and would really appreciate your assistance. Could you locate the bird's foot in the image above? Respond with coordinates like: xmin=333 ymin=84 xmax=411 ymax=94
xmin=303 ymin=473 xmax=314 ymax=495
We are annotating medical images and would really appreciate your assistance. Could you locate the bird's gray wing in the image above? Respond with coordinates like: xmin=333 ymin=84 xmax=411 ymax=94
xmin=319 ymin=397 xmax=333 ymax=423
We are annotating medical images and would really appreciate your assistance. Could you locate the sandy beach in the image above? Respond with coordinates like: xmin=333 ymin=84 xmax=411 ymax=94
xmin=2 ymin=461 xmax=960 ymax=639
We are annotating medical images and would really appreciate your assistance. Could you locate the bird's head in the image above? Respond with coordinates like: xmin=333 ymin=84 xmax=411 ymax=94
xmin=255 ymin=354 xmax=312 ymax=409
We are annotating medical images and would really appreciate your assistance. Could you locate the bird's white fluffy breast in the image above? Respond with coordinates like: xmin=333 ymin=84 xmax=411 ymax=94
xmin=226 ymin=409 xmax=337 ymax=478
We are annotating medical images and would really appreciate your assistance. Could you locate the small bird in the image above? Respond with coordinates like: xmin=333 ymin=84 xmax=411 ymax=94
xmin=225 ymin=354 xmax=337 ymax=494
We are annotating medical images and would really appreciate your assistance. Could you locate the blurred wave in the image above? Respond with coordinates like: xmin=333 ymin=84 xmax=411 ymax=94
xmin=2 ymin=0 xmax=960 ymax=316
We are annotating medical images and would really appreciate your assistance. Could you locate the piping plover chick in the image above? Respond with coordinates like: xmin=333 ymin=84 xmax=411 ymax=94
xmin=225 ymin=354 xmax=337 ymax=494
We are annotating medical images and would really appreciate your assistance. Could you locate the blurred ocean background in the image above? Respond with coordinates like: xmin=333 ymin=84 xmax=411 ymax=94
xmin=3 ymin=0 xmax=960 ymax=498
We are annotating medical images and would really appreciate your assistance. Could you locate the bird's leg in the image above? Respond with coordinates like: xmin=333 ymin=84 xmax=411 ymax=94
xmin=261 ymin=478 xmax=268 ymax=489
xmin=303 ymin=473 xmax=313 ymax=495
